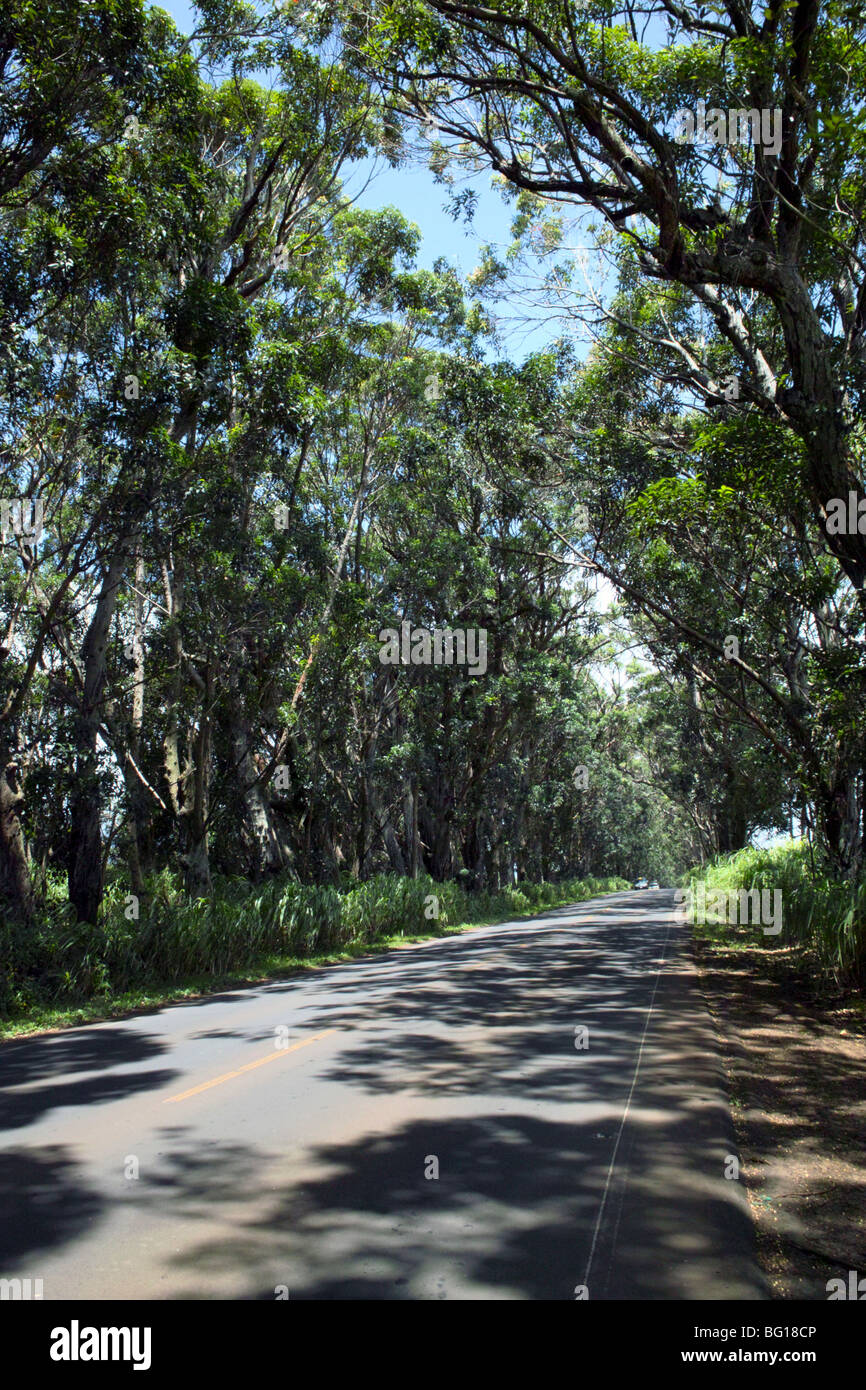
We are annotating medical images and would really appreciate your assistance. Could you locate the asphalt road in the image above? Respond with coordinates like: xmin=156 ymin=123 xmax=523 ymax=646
xmin=0 ymin=889 xmax=767 ymax=1300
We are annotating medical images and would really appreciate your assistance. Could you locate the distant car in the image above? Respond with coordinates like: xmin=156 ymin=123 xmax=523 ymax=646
xmin=649 ymin=880 xmax=660 ymax=889
xmin=632 ymin=877 xmax=649 ymax=889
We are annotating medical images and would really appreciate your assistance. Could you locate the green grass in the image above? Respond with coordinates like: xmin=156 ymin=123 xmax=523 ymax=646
xmin=683 ymin=840 xmax=866 ymax=987
xmin=0 ymin=871 xmax=628 ymax=1037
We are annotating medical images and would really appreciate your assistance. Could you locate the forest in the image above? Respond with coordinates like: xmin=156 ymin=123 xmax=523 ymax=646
xmin=1 ymin=0 xmax=864 ymax=1020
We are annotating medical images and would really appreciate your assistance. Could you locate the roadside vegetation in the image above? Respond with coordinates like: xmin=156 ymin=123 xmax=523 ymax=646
xmin=690 ymin=842 xmax=866 ymax=1298
xmin=685 ymin=842 xmax=866 ymax=988
xmin=0 ymin=871 xmax=627 ymax=1035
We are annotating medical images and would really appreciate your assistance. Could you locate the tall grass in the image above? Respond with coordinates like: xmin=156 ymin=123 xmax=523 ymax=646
xmin=0 ymin=871 xmax=628 ymax=1020
xmin=684 ymin=839 xmax=866 ymax=986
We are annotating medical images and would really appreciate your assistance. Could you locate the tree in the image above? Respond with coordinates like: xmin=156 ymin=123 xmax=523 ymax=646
xmin=352 ymin=0 xmax=866 ymax=604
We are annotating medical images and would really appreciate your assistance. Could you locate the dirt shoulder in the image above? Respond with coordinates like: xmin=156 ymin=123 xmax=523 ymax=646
xmin=694 ymin=939 xmax=866 ymax=1299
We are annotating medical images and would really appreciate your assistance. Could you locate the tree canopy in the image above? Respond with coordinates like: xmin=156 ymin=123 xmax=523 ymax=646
xmin=0 ymin=1 xmax=861 ymax=968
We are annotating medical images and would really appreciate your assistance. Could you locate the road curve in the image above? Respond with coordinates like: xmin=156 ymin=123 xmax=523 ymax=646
xmin=0 ymin=889 xmax=766 ymax=1300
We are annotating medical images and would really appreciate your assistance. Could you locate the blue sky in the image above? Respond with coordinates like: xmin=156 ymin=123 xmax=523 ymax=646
xmin=159 ymin=0 xmax=518 ymax=271
xmin=157 ymin=1 xmax=573 ymax=358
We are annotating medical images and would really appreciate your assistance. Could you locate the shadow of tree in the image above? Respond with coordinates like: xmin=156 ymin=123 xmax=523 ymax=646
xmin=0 ymin=896 xmax=791 ymax=1298
xmin=118 ymin=905 xmax=767 ymax=1299
xmin=0 ymin=1147 xmax=103 ymax=1263
xmin=699 ymin=944 xmax=866 ymax=1298
xmin=0 ymin=1026 xmax=176 ymax=1133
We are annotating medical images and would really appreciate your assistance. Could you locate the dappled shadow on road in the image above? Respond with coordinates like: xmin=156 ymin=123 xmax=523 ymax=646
xmin=258 ymin=903 xmax=693 ymax=1108
xmin=135 ymin=1083 xmax=760 ymax=1299
xmin=0 ymin=1025 xmax=169 ymax=1088
xmin=0 ymin=1026 xmax=175 ymax=1134
xmin=0 ymin=896 xmax=767 ymax=1297
xmin=0 ymin=1025 xmax=178 ymax=1269
xmin=119 ymin=904 xmax=764 ymax=1298
xmin=0 ymin=1147 xmax=103 ymax=1264
xmin=160 ymin=1113 xmax=610 ymax=1299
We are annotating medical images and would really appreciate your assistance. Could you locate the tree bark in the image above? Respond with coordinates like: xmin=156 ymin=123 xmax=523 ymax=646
xmin=68 ymin=557 xmax=125 ymax=922
xmin=231 ymin=713 xmax=287 ymax=876
xmin=0 ymin=746 xmax=34 ymax=922
xmin=126 ymin=547 xmax=149 ymax=895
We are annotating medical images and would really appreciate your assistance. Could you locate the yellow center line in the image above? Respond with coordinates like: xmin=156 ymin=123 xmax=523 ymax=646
xmin=163 ymin=1028 xmax=337 ymax=1104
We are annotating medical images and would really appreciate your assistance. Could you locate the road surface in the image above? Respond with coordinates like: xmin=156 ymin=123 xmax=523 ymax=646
xmin=0 ymin=889 xmax=766 ymax=1299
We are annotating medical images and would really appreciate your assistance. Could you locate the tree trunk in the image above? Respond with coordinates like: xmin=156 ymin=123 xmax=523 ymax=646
xmin=181 ymin=665 xmax=213 ymax=898
xmin=403 ymin=779 xmax=419 ymax=878
xmin=231 ymin=714 xmax=287 ymax=876
xmin=817 ymin=772 xmax=863 ymax=880
xmin=0 ymin=746 xmax=34 ymax=922
xmin=369 ymin=782 xmax=407 ymax=875
xmin=126 ymin=547 xmax=149 ymax=895
xmin=69 ymin=557 xmax=125 ymax=922
xmin=183 ymin=833 xmax=212 ymax=898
